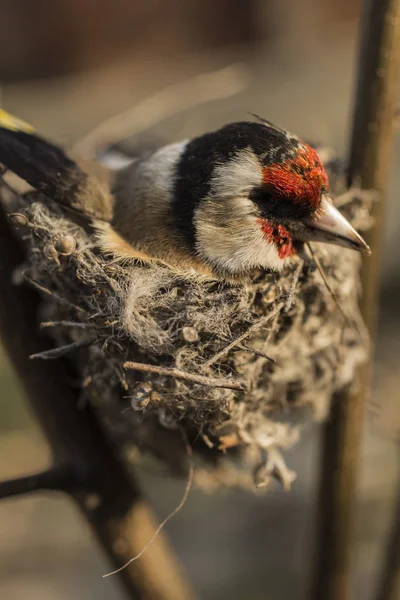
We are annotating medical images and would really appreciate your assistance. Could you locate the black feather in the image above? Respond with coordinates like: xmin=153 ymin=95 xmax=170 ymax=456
xmin=0 ymin=127 xmax=86 ymax=206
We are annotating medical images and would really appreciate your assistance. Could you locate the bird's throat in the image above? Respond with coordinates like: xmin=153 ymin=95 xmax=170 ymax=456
xmin=258 ymin=219 xmax=296 ymax=259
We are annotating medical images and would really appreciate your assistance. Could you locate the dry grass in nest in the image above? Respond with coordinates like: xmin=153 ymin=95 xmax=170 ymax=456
xmin=0 ymin=165 xmax=373 ymax=491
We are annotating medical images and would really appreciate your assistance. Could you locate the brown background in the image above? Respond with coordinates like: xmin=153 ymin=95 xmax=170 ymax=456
xmin=0 ymin=1 xmax=399 ymax=599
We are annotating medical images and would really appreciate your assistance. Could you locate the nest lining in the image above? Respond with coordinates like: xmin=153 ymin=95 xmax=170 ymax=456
xmin=3 ymin=173 xmax=372 ymax=490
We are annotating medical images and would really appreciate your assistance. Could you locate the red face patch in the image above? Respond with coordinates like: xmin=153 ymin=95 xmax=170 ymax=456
xmin=262 ymin=143 xmax=328 ymax=211
xmin=258 ymin=219 xmax=296 ymax=259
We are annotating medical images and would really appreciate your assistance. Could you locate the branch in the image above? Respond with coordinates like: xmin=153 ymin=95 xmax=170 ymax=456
xmin=24 ymin=276 xmax=85 ymax=314
xmin=29 ymin=338 xmax=94 ymax=360
xmin=124 ymin=361 xmax=245 ymax=391
xmin=310 ymin=2 xmax=400 ymax=600
xmin=234 ymin=343 xmax=276 ymax=363
xmin=0 ymin=200 xmax=197 ymax=600
xmin=0 ymin=465 xmax=79 ymax=500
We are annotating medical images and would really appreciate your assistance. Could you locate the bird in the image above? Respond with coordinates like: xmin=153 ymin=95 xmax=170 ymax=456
xmin=0 ymin=109 xmax=370 ymax=280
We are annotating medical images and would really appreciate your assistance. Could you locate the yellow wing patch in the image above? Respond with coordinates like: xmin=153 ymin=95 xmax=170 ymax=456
xmin=0 ymin=110 xmax=35 ymax=133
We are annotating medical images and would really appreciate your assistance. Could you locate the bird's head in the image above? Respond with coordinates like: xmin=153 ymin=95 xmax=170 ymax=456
xmin=172 ymin=119 xmax=370 ymax=277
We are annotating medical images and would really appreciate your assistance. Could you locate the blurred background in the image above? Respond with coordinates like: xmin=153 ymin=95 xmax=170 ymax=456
xmin=0 ymin=0 xmax=399 ymax=598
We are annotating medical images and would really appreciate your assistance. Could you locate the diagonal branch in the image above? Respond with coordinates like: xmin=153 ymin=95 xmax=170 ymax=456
xmin=0 ymin=199 xmax=197 ymax=600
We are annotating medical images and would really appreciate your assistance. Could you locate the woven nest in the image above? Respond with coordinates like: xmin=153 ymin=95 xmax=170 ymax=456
xmin=1 ymin=163 xmax=372 ymax=491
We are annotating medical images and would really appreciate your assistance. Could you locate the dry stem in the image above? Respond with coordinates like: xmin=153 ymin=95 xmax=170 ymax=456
xmin=310 ymin=1 xmax=400 ymax=599
xmin=124 ymin=361 xmax=245 ymax=391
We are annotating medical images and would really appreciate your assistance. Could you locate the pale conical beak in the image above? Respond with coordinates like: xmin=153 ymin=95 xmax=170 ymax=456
xmin=301 ymin=195 xmax=371 ymax=255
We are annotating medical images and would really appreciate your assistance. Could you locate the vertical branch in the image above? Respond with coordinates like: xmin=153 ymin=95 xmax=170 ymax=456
xmin=348 ymin=0 xmax=400 ymax=330
xmin=375 ymin=472 xmax=400 ymax=600
xmin=0 ymin=201 xmax=197 ymax=600
xmin=310 ymin=1 xmax=400 ymax=600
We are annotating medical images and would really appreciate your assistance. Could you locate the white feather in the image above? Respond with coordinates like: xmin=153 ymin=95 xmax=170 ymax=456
xmin=210 ymin=147 xmax=263 ymax=197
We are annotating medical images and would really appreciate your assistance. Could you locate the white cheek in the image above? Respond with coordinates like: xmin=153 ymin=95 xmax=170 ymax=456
xmin=194 ymin=197 xmax=286 ymax=275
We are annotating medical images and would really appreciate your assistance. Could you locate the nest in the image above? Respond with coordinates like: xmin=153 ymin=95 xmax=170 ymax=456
xmin=1 ymin=167 xmax=372 ymax=491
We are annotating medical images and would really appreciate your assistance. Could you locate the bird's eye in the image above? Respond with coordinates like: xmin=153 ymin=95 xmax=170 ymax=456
xmin=263 ymin=195 xmax=280 ymax=211
xmin=249 ymin=186 xmax=312 ymax=220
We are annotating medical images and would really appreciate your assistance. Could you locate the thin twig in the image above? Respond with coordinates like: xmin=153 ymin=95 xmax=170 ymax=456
xmin=284 ymin=261 xmax=303 ymax=312
xmin=201 ymin=302 xmax=283 ymax=370
xmin=30 ymin=338 xmax=94 ymax=360
xmin=306 ymin=242 xmax=359 ymax=333
xmin=124 ymin=361 xmax=245 ymax=391
xmin=24 ymin=276 xmax=85 ymax=314
xmin=235 ymin=343 xmax=276 ymax=363
xmin=104 ymin=433 xmax=194 ymax=578
xmin=310 ymin=1 xmax=400 ymax=599
xmin=40 ymin=320 xmax=93 ymax=329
